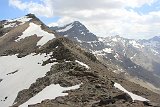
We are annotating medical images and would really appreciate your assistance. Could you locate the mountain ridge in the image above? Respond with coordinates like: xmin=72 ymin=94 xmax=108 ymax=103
xmin=0 ymin=14 xmax=160 ymax=107
xmin=50 ymin=20 xmax=160 ymax=89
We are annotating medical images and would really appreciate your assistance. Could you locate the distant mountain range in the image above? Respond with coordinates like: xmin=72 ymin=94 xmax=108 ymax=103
xmin=0 ymin=14 xmax=160 ymax=107
xmin=50 ymin=21 xmax=160 ymax=89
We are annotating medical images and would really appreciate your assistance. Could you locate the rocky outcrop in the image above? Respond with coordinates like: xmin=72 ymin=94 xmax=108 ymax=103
xmin=12 ymin=37 xmax=160 ymax=107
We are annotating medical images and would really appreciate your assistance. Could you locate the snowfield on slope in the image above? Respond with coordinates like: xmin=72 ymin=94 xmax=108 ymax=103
xmin=19 ymin=84 xmax=81 ymax=107
xmin=57 ymin=23 xmax=73 ymax=32
xmin=129 ymin=40 xmax=144 ymax=49
xmin=0 ymin=54 xmax=57 ymax=107
xmin=75 ymin=60 xmax=90 ymax=69
xmin=103 ymin=48 xmax=113 ymax=53
xmin=114 ymin=82 xmax=149 ymax=101
xmin=3 ymin=16 xmax=32 ymax=28
xmin=15 ymin=22 xmax=55 ymax=46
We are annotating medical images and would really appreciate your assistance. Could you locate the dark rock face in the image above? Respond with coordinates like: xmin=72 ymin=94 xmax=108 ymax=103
xmin=98 ymin=98 xmax=116 ymax=105
xmin=94 ymin=93 xmax=132 ymax=106
xmin=113 ymin=93 xmax=132 ymax=102
xmin=83 ymin=51 xmax=97 ymax=62
xmin=0 ymin=21 xmax=4 ymax=37
xmin=51 ymin=21 xmax=98 ymax=42
xmin=6 ymin=70 xmax=18 ymax=75
xmin=0 ymin=79 xmax=2 ymax=83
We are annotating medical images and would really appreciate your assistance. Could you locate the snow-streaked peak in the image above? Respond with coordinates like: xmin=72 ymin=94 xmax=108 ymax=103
xmin=56 ymin=21 xmax=84 ymax=33
xmin=141 ymin=36 xmax=160 ymax=48
xmin=57 ymin=23 xmax=73 ymax=32
xmin=7 ymin=16 xmax=31 ymax=24
xmin=50 ymin=21 xmax=98 ymax=42
xmin=3 ymin=16 xmax=32 ymax=28
xmin=129 ymin=40 xmax=144 ymax=49
xmin=149 ymin=36 xmax=160 ymax=42
xmin=15 ymin=22 xmax=56 ymax=46
xmin=99 ymin=36 xmax=144 ymax=49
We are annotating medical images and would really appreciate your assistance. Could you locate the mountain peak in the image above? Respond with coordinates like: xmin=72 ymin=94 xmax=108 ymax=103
xmin=51 ymin=21 xmax=98 ymax=42
xmin=25 ymin=13 xmax=38 ymax=20
xmin=1 ymin=14 xmax=46 ymax=30
xmin=72 ymin=21 xmax=82 ymax=25
xmin=26 ymin=13 xmax=36 ymax=17
xmin=149 ymin=36 xmax=160 ymax=41
xmin=63 ymin=21 xmax=85 ymax=30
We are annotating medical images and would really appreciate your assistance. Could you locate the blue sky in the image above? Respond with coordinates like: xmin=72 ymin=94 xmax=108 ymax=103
xmin=0 ymin=0 xmax=59 ymax=24
xmin=1 ymin=0 xmax=159 ymax=22
xmin=133 ymin=1 xmax=160 ymax=14
xmin=0 ymin=0 xmax=160 ymax=39
xmin=0 ymin=0 xmax=25 ymax=20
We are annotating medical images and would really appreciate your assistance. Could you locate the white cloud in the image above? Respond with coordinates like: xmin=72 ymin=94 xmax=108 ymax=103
xmin=9 ymin=0 xmax=53 ymax=17
xmin=9 ymin=0 xmax=160 ymax=39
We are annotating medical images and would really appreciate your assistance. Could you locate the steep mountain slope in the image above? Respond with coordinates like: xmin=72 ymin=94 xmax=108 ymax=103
xmin=50 ymin=21 xmax=107 ymax=51
xmin=0 ymin=14 xmax=57 ymax=56
xmin=140 ymin=36 xmax=160 ymax=75
xmin=0 ymin=15 xmax=160 ymax=107
xmin=51 ymin=21 xmax=98 ymax=42
xmin=140 ymin=36 xmax=160 ymax=54
xmin=50 ymin=21 xmax=160 ymax=90
xmin=100 ymin=36 xmax=160 ymax=76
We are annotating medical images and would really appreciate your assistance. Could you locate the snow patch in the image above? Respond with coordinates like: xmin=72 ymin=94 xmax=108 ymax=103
xmin=64 ymin=35 xmax=68 ymax=37
xmin=114 ymin=53 xmax=120 ymax=60
xmin=3 ymin=23 xmax=17 ymax=28
xmin=103 ymin=48 xmax=112 ymax=53
xmin=3 ymin=16 xmax=31 ymax=28
xmin=15 ymin=23 xmax=55 ymax=46
xmin=129 ymin=40 xmax=144 ymax=49
xmin=151 ymin=49 xmax=159 ymax=55
xmin=75 ymin=60 xmax=90 ymax=69
xmin=7 ymin=16 xmax=31 ymax=23
xmin=130 ymin=53 xmax=137 ymax=59
xmin=57 ymin=24 xmax=73 ymax=32
xmin=87 ymin=41 xmax=99 ymax=43
xmin=0 ymin=54 xmax=57 ymax=107
xmin=74 ymin=37 xmax=82 ymax=43
xmin=98 ymin=38 xmax=104 ymax=42
xmin=19 ymin=84 xmax=81 ymax=107
xmin=92 ymin=50 xmax=106 ymax=56
xmin=114 ymin=82 xmax=149 ymax=101
xmin=81 ymin=32 xmax=85 ymax=35
xmin=112 ymin=38 xmax=118 ymax=42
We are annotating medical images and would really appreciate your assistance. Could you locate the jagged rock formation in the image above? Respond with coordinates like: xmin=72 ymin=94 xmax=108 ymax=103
xmin=11 ymin=37 xmax=160 ymax=107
